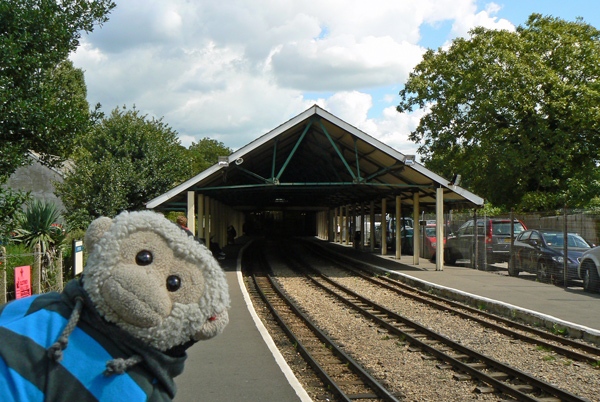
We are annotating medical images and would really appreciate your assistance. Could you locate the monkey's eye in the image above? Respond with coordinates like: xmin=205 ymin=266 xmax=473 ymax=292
xmin=136 ymin=250 xmax=153 ymax=266
xmin=166 ymin=275 xmax=181 ymax=292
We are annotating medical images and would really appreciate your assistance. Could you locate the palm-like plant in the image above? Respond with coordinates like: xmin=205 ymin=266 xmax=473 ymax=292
xmin=15 ymin=199 xmax=67 ymax=266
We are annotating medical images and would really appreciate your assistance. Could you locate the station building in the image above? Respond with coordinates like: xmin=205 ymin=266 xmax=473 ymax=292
xmin=146 ymin=105 xmax=484 ymax=270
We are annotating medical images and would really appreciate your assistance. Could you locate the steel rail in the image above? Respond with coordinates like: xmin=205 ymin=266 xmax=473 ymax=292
xmin=246 ymin=246 xmax=402 ymax=402
xmin=283 ymin=248 xmax=590 ymax=402
xmin=306 ymin=240 xmax=600 ymax=364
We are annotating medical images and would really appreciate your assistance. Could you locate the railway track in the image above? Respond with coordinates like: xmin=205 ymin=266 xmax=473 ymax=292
xmin=244 ymin=243 xmax=403 ymax=402
xmin=278 ymin=242 xmax=592 ymax=402
xmin=302 ymin=240 xmax=600 ymax=367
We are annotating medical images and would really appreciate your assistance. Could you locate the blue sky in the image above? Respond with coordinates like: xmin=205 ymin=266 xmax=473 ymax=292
xmin=71 ymin=0 xmax=599 ymax=156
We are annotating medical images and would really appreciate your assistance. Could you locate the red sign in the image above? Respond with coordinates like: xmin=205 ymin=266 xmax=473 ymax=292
xmin=15 ymin=266 xmax=31 ymax=299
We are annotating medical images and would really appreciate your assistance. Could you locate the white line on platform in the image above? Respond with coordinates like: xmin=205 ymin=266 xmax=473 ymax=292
xmin=236 ymin=241 xmax=313 ymax=402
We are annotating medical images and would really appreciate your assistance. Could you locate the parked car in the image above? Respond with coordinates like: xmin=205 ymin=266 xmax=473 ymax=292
xmin=445 ymin=218 xmax=526 ymax=266
xmin=422 ymin=224 xmax=450 ymax=260
xmin=386 ymin=217 xmax=414 ymax=255
xmin=577 ymin=246 xmax=600 ymax=293
xmin=509 ymin=229 xmax=593 ymax=283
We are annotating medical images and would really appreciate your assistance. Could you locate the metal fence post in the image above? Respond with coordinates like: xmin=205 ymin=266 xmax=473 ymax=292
xmin=473 ymin=209 xmax=478 ymax=269
xmin=32 ymin=243 xmax=41 ymax=295
xmin=1 ymin=247 xmax=6 ymax=304
xmin=563 ymin=205 xmax=568 ymax=287
xmin=510 ymin=208 xmax=514 ymax=272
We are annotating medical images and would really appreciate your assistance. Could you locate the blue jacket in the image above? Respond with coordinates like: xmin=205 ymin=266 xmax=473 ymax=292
xmin=0 ymin=279 xmax=188 ymax=402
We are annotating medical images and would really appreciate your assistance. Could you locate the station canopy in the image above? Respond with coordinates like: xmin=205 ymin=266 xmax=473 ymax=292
xmin=146 ymin=105 xmax=484 ymax=212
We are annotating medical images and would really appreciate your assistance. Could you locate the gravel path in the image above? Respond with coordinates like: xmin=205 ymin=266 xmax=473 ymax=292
xmin=247 ymin=243 xmax=599 ymax=401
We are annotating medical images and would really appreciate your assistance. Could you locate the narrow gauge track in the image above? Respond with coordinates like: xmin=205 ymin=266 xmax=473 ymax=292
xmin=302 ymin=240 xmax=600 ymax=367
xmin=280 ymin=243 xmax=590 ymax=402
xmin=244 ymin=242 xmax=403 ymax=402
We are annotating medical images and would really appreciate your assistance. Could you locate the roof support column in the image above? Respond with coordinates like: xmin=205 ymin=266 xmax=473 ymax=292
xmin=343 ymin=205 xmax=349 ymax=246
xmin=212 ymin=200 xmax=219 ymax=247
xmin=221 ymin=203 xmax=227 ymax=247
xmin=396 ymin=196 xmax=402 ymax=259
xmin=381 ymin=198 xmax=387 ymax=255
xmin=198 ymin=194 xmax=205 ymax=241
xmin=350 ymin=204 xmax=355 ymax=247
xmin=413 ymin=193 xmax=420 ymax=265
xmin=370 ymin=201 xmax=375 ymax=252
xmin=187 ymin=191 xmax=196 ymax=236
xmin=317 ymin=211 xmax=321 ymax=239
xmin=436 ymin=187 xmax=445 ymax=271
xmin=336 ymin=207 xmax=341 ymax=243
xmin=237 ymin=210 xmax=244 ymax=239
xmin=205 ymin=196 xmax=212 ymax=244
xmin=360 ymin=203 xmax=365 ymax=250
xmin=318 ymin=211 xmax=323 ymax=240
xmin=328 ymin=209 xmax=334 ymax=242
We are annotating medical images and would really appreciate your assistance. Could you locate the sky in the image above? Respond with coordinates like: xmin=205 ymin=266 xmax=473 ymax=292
xmin=70 ymin=0 xmax=600 ymax=156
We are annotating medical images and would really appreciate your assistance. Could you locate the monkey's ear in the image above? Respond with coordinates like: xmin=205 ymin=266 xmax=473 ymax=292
xmin=84 ymin=217 xmax=113 ymax=252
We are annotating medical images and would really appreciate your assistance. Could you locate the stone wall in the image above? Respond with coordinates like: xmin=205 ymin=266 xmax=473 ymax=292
xmin=4 ymin=158 xmax=65 ymax=213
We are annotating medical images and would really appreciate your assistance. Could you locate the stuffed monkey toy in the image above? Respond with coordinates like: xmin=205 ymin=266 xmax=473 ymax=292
xmin=0 ymin=211 xmax=230 ymax=401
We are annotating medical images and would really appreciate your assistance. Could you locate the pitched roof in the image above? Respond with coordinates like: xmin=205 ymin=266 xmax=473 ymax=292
xmin=146 ymin=105 xmax=484 ymax=211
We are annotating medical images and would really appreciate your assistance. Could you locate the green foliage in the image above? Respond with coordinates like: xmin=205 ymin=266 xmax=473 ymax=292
xmin=481 ymin=203 xmax=505 ymax=216
xmin=1 ymin=243 xmax=35 ymax=300
xmin=0 ymin=0 xmax=115 ymax=177
xmin=56 ymin=106 xmax=191 ymax=229
xmin=0 ymin=182 xmax=29 ymax=241
xmin=398 ymin=15 xmax=600 ymax=211
xmin=14 ymin=199 xmax=66 ymax=257
xmin=188 ymin=138 xmax=233 ymax=174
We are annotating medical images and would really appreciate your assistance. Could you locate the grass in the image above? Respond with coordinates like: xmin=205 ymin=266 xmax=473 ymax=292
xmin=551 ymin=324 xmax=569 ymax=337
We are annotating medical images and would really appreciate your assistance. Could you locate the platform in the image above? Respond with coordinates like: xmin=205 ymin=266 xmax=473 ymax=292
xmin=174 ymin=239 xmax=310 ymax=402
xmin=174 ymin=236 xmax=600 ymax=402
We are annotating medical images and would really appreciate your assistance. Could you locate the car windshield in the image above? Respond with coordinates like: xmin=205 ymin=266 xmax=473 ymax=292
xmin=475 ymin=221 xmax=525 ymax=235
xmin=490 ymin=222 xmax=525 ymax=235
xmin=425 ymin=227 xmax=436 ymax=237
xmin=541 ymin=231 xmax=591 ymax=249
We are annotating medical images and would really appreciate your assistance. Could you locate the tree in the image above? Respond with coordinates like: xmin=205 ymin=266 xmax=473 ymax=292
xmin=397 ymin=15 xmax=600 ymax=211
xmin=0 ymin=0 xmax=115 ymax=177
xmin=0 ymin=59 xmax=91 ymax=240
xmin=55 ymin=107 xmax=191 ymax=229
xmin=188 ymin=138 xmax=233 ymax=174
xmin=0 ymin=188 xmax=29 ymax=242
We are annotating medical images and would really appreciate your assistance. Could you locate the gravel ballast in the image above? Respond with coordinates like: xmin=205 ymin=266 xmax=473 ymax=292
xmin=247 ymin=244 xmax=599 ymax=402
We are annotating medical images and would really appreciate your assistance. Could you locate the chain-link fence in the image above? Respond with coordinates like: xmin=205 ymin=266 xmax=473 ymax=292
xmin=417 ymin=208 xmax=600 ymax=290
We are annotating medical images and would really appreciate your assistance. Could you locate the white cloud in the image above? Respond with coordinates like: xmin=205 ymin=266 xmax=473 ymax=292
xmin=70 ymin=0 xmax=518 ymax=152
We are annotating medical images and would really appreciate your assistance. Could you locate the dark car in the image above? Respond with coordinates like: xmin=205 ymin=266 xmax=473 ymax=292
xmin=444 ymin=218 xmax=526 ymax=266
xmin=385 ymin=217 xmax=414 ymax=255
xmin=509 ymin=229 xmax=593 ymax=283
xmin=578 ymin=246 xmax=600 ymax=293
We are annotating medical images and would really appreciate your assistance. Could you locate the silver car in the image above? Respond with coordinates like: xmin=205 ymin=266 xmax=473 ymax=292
xmin=578 ymin=246 xmax=600 ymax=293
